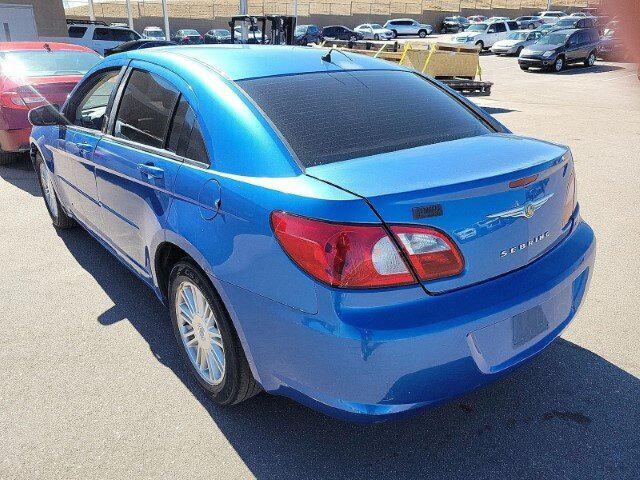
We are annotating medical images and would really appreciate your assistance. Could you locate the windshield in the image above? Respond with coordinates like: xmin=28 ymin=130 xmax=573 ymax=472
xmin=239 ymin=70 xmax=490 ymax=167
xmin=466 ymin=24 xmax=487 ymax=31
xmin=214 ymin=29 xmax=230 ymax=36
xmin=538 ymin=33 xmax=569 ymax=45
xmin=0 ymin=50 xmax=100 ymax=77
xmin=145 ymin=30 xmax=164 ymax=38
xmin=370 ymin=24 xmax=383 ymax=29
xmin=556 ymin=19 xmax=577 ymax=27
xmin=507 ymin=32 xmax=527 ymax=40
xmin=182 ymin=30 xmax=199 ymax=35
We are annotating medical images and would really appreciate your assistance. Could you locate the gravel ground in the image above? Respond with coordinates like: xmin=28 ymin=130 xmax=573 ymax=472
xmin=0 ymin=54 xmax=638 ymax=480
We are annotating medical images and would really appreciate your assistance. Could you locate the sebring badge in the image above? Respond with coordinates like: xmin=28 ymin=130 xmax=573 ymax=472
xmin=500 ymin=231 xmax=550 ymax=257
xmin=486 ymin=193 xmax=554 ymax=220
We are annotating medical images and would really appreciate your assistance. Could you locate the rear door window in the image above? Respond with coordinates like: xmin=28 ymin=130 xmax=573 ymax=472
xmin=494 ymin=23 xmax=507 ymax=33
xmin=238 ymin=70 xmax=490 ymax=167
xmin=114 ymin=69 xmax=179 ymax=149
xmin=112 ymin=29 xmax=139 ymax=42
xmin=507 ymin=21 xmax=519 ymax=30
xmin=68 ymin=26 xmax=87 ymax=38
xmin=93 ymin=28 xmax=114 ymax=41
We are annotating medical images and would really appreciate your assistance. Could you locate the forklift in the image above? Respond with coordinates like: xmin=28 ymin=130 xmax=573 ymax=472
xmin=229 ymin=15 xmax=296 ymax=45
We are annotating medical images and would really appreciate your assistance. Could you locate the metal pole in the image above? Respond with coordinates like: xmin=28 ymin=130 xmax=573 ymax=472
xmin=547 ymin=0 xmax=552 ymax=10
xmin=239 ymin=0 xmax=247 ymax=42
xmin=88 ymin=0 xmax=95 ymax=21
xmin=293 ymin=0 xmax=298 ymax=19
xmin=126 ymin=0 xmax=134 ymax=29
xmin=161 ymin=0 xmax=170 ymax=40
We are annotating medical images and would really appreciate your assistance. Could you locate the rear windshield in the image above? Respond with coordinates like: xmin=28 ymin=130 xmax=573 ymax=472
xmin=238 ymin=70 xmax=490 ymax=167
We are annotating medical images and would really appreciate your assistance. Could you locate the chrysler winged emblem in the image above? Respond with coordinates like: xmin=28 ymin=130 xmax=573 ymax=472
xmin=487 ymin=193 xmax=554 ymax=220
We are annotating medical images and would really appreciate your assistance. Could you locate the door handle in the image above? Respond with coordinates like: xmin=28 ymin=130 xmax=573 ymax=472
xmin=138 ymin=163 xmax=165 ymax=180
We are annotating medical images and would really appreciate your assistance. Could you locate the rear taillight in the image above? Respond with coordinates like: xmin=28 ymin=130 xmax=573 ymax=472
xmin=390 ymin=226 xmax=465 ymax=281
xmin=0 ymin=91 xmax=45 ymax=109
xmin=271 ymin=211 xmax=464 ymax=288
xmin=562 ymin=168 xmax=577 ymax=226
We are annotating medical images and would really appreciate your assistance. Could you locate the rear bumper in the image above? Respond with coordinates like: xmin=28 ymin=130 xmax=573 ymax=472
xmin=0 ymin=127 xmax=31 ymax=153
xmin=224 ymin=219 xmax=595 ymax=423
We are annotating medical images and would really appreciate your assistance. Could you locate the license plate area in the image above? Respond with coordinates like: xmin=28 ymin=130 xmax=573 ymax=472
xmin=512 ymin=306 xmax=548 ymax=347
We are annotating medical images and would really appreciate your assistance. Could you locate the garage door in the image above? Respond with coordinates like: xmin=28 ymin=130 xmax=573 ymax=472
xmin=0 ymin=4 xmax=38 ymax=41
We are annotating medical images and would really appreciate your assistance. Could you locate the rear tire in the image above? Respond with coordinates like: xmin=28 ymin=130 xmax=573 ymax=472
xmin=0 ymin=151 xmax=20 ymax=165
xmin=169 ymin=260 xmax=261 ymax=405
xmin=585 ymin=51 xmax=596 ymax=67
xmin=35 ymin=153 xmax=76 ymax=229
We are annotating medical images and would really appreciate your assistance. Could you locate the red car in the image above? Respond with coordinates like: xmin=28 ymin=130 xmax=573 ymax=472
xmin=0 ymin=42 xmax=100 ymax=164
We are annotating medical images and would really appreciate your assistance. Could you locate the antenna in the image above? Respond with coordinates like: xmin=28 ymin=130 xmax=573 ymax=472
xmin=321 ymin=48 xmax=352 ymax=63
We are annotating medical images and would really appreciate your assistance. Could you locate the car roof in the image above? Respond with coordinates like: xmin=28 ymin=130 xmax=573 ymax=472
xmin=119 ymin=45 xmax=405 ymax=81
xmin=0 ymin=41 xmax=95 ymax=53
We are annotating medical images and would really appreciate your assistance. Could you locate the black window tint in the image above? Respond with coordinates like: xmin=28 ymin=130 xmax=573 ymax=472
xmin=113 ymin=29 xmax=138 ymax=42
xmin=494 ymin=23 xmax=507 ymax=33
xmin=93 ymin=28 xmax=114 ymax=41
xmin=114 ymin=70 xmax=179 ymax=149
xmin=507 ymin=21 xmax=519 ymax=30
xmin=239 ymin=70 xmax=490 ymax=167
xmin=68 ymin=26 xmax=87 ymax=38
xmin=166 ymin=96 xmax=190 ymax=154
xmin=184 ymin=120 xmax=208 ymax=165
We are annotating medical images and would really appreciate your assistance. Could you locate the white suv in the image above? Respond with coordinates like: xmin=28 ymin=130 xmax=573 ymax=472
xmin=537 ymin=11 xmax=568 ymax=24
xmin=451 ymin=20 xmax=518 ymax=50
xmin=383 ymin=19 xmax=434 ymax=38
xmin=66 ymin=22 xmax=141 ymax=55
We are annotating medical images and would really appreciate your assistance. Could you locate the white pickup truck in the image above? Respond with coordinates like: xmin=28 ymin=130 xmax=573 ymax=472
xmin=451 ymin=20 xmax=519 ymax=50
xmin=65 ymin=22 xmax=141 ymax=55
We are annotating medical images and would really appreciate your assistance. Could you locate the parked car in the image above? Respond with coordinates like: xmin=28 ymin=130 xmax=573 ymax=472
xmin=519 ymin=28 xmax=600 ymax=72
xmin=467 ymin=15 xmax=487 ymax=23
xmin=550 ymin=16 xmax=597 ymax=32
xmin=452 ymin=20 xmax=518 ymax=50
xmin=0 ymin=42 xmax=100 ymax=164
xmin=104 ymin=39 xmax=175 ymax=56
xmin=599 ymin=26 xmax=630 ymax=61
xmin=142 ymin=26 xmax=166 ymax=40
xmin=293 ymin=24 xmax=323 ymax=45
xmin=383 ymin=18 xmax=434 ymax=38
xmin=172 ymin=29 xmax=204 ymax=45
xmin=110 ymin=22 xmax=129 ymax=28
xmin=487 ymin=16 xmax=511 ymax=23
xmin=28 ymin=44 xmax=595 ymax=422
xmin=491 ymin=30 xmax=543 ymax=56
xmin=537 ymin=11 xmax=568 ymax=24
xmin=440 ymin=16 xmax=470 ymax=34
xmin=67 ymin=22 xmax=141 ymax=55
xmin=354 ymin=23 xmax=393 ymax=41
xmin=204 ymin=29 xmax=232 ymax=44
xmin=534 ymin=23 xmax=561 ymax=36
xmin=321 ymin=25 xmax=363 ymax=42
xmin=515 ymin=16 xmax=543 ymax=29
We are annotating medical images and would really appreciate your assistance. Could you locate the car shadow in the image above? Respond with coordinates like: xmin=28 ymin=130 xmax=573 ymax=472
xmin=0 ymin=154 xmax=41 ymax=197
xmin=479 ymin=106 xmax=519 ymax=115
xmin=55 ymin=225 xmax=640 ymax=479
xmin=527 ymin=64 xmax=627 ymax=75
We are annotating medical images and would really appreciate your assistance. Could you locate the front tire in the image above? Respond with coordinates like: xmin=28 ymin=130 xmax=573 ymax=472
xmin=553 ymin=55 xmax=565 ymax=72
xmin=418 ymin=30 xmax=427 ymax=38
xmin=169 ymin=261 xmax=260 ymax=405
xmin=520 ymin=65 xmax=530 ymax=71
xmin=35 ymin=153 xmax=76 ymax=229
xmin=374 ymin=34 xmax=380 ymax=40
xmin=475 ymin=41 xmax=484 ymax=51
xmin=391 ymin=30 xmax=398 ymax=38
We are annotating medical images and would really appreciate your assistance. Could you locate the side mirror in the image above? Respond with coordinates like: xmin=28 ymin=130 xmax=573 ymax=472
xmin=28 ymin=104 xmax=68 ymax=127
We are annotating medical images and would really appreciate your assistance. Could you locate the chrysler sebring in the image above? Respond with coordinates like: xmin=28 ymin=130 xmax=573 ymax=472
xmin=29 ymin=45 xmax=595 ymax=422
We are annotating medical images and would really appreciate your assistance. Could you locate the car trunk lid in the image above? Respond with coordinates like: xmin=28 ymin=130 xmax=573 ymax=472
xmin=306 ymin=134 xmax=573 ymax=293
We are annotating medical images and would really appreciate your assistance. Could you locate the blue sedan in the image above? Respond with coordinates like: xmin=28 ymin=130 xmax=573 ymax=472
xmin=29 ymin=45 xmax=595 ymax=422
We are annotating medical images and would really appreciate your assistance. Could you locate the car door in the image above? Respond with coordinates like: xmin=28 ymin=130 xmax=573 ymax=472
xmin=92 ymin=63 xmax=185 ymax=278
xmin=565 ymin=32 xmax=582 ymax=62
xmin=493 ymin=22 xmax=508 ymax=43
xmin=57 ymin=67 xmax=124 ymax=233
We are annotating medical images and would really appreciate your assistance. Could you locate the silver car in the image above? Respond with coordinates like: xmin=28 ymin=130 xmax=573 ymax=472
xmin=383 ymin=18 xmax=434 ymax=38
xmin=354 ymin=23 xmax=394 ymax=40
xmin=491 ymin=30 xmax=543 ymax=56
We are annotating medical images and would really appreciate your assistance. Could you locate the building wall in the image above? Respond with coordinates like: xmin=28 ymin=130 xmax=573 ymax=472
xmin=1 ymin=0 xmax=67 ymax=37
xmin=65 ymin=0 xmax=603 ymax=33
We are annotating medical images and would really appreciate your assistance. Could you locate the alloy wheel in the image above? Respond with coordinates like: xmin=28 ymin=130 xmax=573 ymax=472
xmin=39 ymin=161 xmax=58 ymax=218
xmin=555 ymin=57 xmax=564 ymax=72
xmin=588 ymin=53 xmax=596 ymax=66
xmin=176 ymin=280 xmax=225 ymax=385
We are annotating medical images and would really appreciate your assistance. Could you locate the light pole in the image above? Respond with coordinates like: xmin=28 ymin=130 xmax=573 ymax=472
xmin=161 ymin=0 xmax=170 ymax=40
xmin=125 ymin=0 xmax=133 ymax=29
xmin=239 ymin=0 xmax=247 ymax=42
xmin=87 ymin=0 xmax=95 ymax=21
